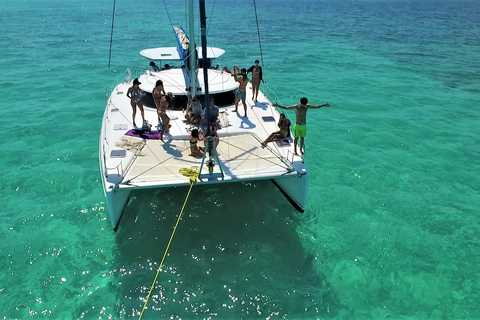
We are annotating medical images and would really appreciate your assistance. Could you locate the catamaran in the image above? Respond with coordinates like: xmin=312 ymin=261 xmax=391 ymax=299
xmin=99 ymin=0 xmax=307 ymax=231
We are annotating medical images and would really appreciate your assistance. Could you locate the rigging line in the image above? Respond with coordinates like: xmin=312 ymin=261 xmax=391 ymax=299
xmin=107 ymin=0 xmax=117 ymax=70
xmin=161 ymin=0 xmax=175 ymax=27
xmin=184 ymin=0 xmax=188 ymax=27
xmin=209 ymin=0 xmax=217 ymax=20
xmin=252 ymin=0 xmax=264 ymax=67
xmin=247 ymin=90 xmax=284 ymax=158
xmin=138 ymin=173 xmax=198 ymax=320
xmin=218 ymin=138 xmax=292 ymax=171
xmin=249 ymin=133 xmax=294 ymax=169
xmin=206 ymin=0 xmax=217 ymax=39
xmin=123 ymin=144 xmax=191 ymax=183
xmin=263 ymin=81 xmax=281 ymax=104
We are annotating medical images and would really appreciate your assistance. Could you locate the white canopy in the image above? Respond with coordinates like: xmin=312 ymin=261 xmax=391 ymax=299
xmin=140 ymin=47 xmax=225 ymax=60
xmin=138 ymin=68 xmax=238 ymax=95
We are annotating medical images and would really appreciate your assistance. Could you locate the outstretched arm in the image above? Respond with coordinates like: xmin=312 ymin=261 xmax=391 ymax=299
xmin=273 ymin=103 xmax=296 ymax=110
xmin=308 ymin=102 xmax=330 ymax=109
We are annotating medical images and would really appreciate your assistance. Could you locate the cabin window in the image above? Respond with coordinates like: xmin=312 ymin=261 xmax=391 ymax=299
xmin=210 ymin=90 xmax=236 ymax=107
xmin=142 ymin=90 xmax=236 ymax=110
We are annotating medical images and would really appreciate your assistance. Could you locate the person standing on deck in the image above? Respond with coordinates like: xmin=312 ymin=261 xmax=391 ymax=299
xmin=152 ymin=80 xmax=170 ymax=133
xmin=274 ymin=97 xmax=330 ymax=155
xmin=247 ymin=60 xmax=263 ymax=103
xmin=126 ymin=78 xmax=146 ymax=128
xmin=233 ymin=67 xmax=249 ymax=118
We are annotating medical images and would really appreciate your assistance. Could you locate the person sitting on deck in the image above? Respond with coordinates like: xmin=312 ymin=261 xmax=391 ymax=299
xmin=247 ymin=59 xmax=263 ymax=103
xmin=149 ymin=61 xmax=160 ymax=72
xmin=232 ymin=67 xmax=248 ymax=118
xmin=206 ymin=99 xmax=219 ymax=127
xmin=185 ymin=96 xmax=202 ymax=125
xmin=152 ymin=80 xmax=171 ymax=133
xmin=274 ymin=97 xmax=330 ymax=155
xmin=126 ymin=78 xmax=146 ymax=128
xmin=189 ymin=128 xmax=205 ymax=158
xmin=261 ymin=113 xmax=291 ymax=148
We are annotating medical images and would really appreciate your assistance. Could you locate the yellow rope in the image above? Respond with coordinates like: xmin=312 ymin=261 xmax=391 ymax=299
xmin=137 ymin=168 xmax=199 ymax=319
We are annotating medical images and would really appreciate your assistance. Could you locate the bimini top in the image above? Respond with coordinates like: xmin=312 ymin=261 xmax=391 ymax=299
xmin=138 ymin=68 xmax=238 ymax=95
xmin=140 ymin=47 xmax=225 ymax=60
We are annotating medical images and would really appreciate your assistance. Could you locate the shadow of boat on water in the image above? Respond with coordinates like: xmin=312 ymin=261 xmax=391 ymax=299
xmin=111 ymin=180 xmax=340 ymax=318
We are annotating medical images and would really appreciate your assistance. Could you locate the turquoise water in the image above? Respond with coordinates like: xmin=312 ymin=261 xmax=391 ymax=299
xmin=1 ymin=0 xmax=480 ymax=318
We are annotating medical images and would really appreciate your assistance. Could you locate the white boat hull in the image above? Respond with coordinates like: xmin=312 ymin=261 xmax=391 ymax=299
xmin=106 ymin=188 xmax=132 ymax=231
xmin=273 ymin=171 xmax=308 ymax=212
xmin=100 ymin=71 xmax=309 ymax=230
xmin=104 ymin=171 xmax=307 ymax=231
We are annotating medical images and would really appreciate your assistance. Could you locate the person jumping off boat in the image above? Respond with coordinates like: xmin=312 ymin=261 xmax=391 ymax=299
xmin=261 ymin=113 xmax=291 ymax=147
xmin=126 ymin=78 xmax=146 ymax=128
xmin=247 ymin=59 xmax=263 ymax=103
xmin=152 ymin=80 xmax=170 ymax=133
xmin=274 ymin=97 xmax=330 ymax=155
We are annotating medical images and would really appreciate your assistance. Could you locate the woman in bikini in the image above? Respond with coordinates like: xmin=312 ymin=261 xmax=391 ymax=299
xmin=189 ymin=128 xmax=205 ymax=158
xmin=126 ymin=78 xmax=146 ymax=127
xmin=152 ymin=80 xmax=171 ymax=133
xmin=261 ymin=113 xmax=291 ymax=147
xmin=247 ymin=60 xmax=263 ymax=103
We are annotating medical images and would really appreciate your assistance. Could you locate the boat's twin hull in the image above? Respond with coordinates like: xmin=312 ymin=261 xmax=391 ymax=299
xmin=105 ymin=172 xmax=307 ymax=231
xmin=106 ymin=187 xmax=132 ymax=231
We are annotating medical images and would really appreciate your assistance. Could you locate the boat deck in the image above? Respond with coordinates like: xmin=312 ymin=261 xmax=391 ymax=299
xmin=101 ymin=74 xmax=303 ymax=189
xmin=121 ymin=133 xmax=292 ymax=186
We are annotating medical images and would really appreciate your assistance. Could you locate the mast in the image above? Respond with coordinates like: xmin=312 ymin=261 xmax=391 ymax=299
xmin=199 ymin=0 xmax=210 ymax=110
xmin=198 ymin=0 xmax=222 ymax=178
xmin=187 ymin=0 xmax=197 ymax=97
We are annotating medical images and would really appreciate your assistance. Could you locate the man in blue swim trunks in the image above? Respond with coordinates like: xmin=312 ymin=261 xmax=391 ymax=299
xmin=274 ymin=97 xmax=330 ymax=155
xmin=233 ymin=67 xmax=248 ymax=118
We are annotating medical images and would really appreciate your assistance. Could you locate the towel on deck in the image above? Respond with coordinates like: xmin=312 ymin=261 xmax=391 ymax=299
xmin=125 ymin=129 xmax=163 ymax=140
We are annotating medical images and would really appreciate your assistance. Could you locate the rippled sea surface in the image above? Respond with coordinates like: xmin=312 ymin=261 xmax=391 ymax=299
xmin=1 ymin=0 xmax=479 ymax=318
